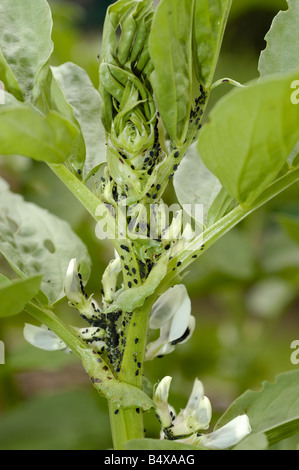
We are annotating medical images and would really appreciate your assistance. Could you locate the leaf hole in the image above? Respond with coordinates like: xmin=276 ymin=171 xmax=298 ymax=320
xmin=43 ymin=239 xmax=56 ymax=254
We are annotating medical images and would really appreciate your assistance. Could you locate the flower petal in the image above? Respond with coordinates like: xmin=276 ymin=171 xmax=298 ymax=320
xmin=168 ymin=288 xmax=192 ymax=342
xmin=24 ymin=324 xmax=68 ymax=352
xmin=173 ymin=380 xmax=212 ymax=435
xmin=64 ymin=258 xmax=82 ymax=304
xmin=199 ymin=415 xmax=252 ymax=450
xmin=150 ymin=285 xmax=189 ymax=330
xmin=194 ymin=396 xmax=213 ymax=431
xmin=170 ymin=315 xmax=196 ymax=345
xmin=184 ymin=378 xmax=205 ymax=412
xmin=145 ymin=336 xmax=175 ymax=360
xmin=154 ymin=376 xmax=173 ymax=428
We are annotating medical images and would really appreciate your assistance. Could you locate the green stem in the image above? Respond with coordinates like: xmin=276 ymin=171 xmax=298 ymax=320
xmin=48 ymin=164 xmax=102 ymax=222
xmin=108 ymin=301 xmax=152 ymax=450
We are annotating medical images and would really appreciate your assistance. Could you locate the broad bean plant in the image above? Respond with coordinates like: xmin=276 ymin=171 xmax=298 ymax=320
xmin=0 ymin=0 xmax=299 ymax=451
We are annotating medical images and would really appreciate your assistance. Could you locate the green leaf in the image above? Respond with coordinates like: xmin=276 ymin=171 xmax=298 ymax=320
xmin=259 ymin=0 xmax=299 ymax=77
xmin=0 ymin=104 xmax=80 ymax=164
xmin=216 ymin=370 xmax=299 ymax=448
xmin=0 ymin=0 xmax=54 ymax=102
xmin=52 ymin=63 xmax=106 ymax=177
xmin=149 ymin=0 xmax=195 ymax=143
xmin=0 ymin=275 xmax=42 ymax=318
xmin=198 ymin=71 xmax=299 ymax=206
xmin=43 ymin=68 xmax=86 ymax=173
xmin=126 ymin=438 xmax=205 ymax=451
xmin=174 ymin=144 xmax=222 ymax=228
xmin=0 ymin=48 xmax=23 ymax=101
xmin=0 ymin=178 xmax=90 ymax=305
xmin=193 ymin=0 xmax=232 ymax=88
xmin=233 ymin=432 xmax=269 ymax=450
xmin=105 ymin=254 xmax=169 ymax=313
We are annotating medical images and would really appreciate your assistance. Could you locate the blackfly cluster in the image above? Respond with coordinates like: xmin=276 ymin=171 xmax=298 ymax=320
xmin=73 ymin=1 xmax=208 ymax=377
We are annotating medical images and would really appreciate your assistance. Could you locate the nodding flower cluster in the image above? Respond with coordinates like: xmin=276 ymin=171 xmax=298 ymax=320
xmin=154 ymin=376 xmax=252 ymax=450
xmin=24 ymin=259 xmax=196 ymax=373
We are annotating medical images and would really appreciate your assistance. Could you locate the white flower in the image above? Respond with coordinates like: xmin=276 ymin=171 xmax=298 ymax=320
xmin=198 ymin=415 xmax=252 ymax=450
xmin=64 ymin=258 xmax=100 ymax=318
xmin=145 ymin=285 xmax=195 ymax=360
xmin=101 ymin=255 xmax=122 ymax=303
xmin=64 ymin=258 xmax=82 ymax=304
xmin=162 ymin=211 xmax=183 ymax=241
xmin=154 ymin=376 xmax=251 ymax=449
xmin=153 ymin=376 xmax=173 ymax=428
xmin=171 ymin=379 xmax=212 ymax=436
xmin=24 ymin=324 xmax=70 ymax=352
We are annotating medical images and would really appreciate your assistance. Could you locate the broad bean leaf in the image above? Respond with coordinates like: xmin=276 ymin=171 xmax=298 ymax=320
xmin=259 ymin=0 xmax=299 ymax=77
xmin=0 ymin=48 xmax=23 ymax=101
xmin=0 ymin=0 xmax=54 ymax=102
xmin=193 ymin=0 xmax=232 ymax=88
xmin=149 ymin=0 xmax=195 ymax=143
xmin=0 ymin=275 xmax=42 ymax=318
xmin=0 ymin=104 xmax=80 ymax=164
xmin=52 ymin=63 xmax=106 ymax=177
xmin=105 ymin=254 xmax=169 ymax=313
xmin=0 ymin=178 xmax=90 ymax=305
xmin=198 ymin=71 xmax=299 ymax=206
xmin=174 ymin=144 xmax=222 ymax=227
xmin=216 ymin=370 xmax=299 ymax=448
xmin=43 ymin=68 xmax=86 ymax=173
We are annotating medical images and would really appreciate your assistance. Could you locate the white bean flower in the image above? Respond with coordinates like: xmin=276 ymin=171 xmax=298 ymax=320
xmin=23 ymin=324 xmax=70 ymax=352
xmin=154 ymin=376 xmax=251 ymax=450
xmin=64 ymin=258 xmax=100 ymax=319
xmin=145 ymin=285 xmax=195 ymax=360
xmin=23 ymin=324 xmax=107 ymax=355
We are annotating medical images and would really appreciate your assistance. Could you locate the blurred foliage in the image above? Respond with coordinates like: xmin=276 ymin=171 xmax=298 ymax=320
xmin=0 ymin=0 xmax=298 ymax=450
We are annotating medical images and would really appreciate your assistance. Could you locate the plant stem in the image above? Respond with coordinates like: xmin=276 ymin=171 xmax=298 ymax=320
xmin=108 ymin=302 xmax=152 ymax=450
xmin=48 ymin=164 xmax=102 ymax=222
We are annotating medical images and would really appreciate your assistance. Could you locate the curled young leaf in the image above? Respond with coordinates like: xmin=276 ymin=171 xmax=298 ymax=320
xmin=149 ymin=0 xmax=195 ymax=144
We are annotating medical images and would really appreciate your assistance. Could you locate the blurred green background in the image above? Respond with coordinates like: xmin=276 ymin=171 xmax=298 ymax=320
xmin=0 ymin=0 xmax=298 ymax=450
